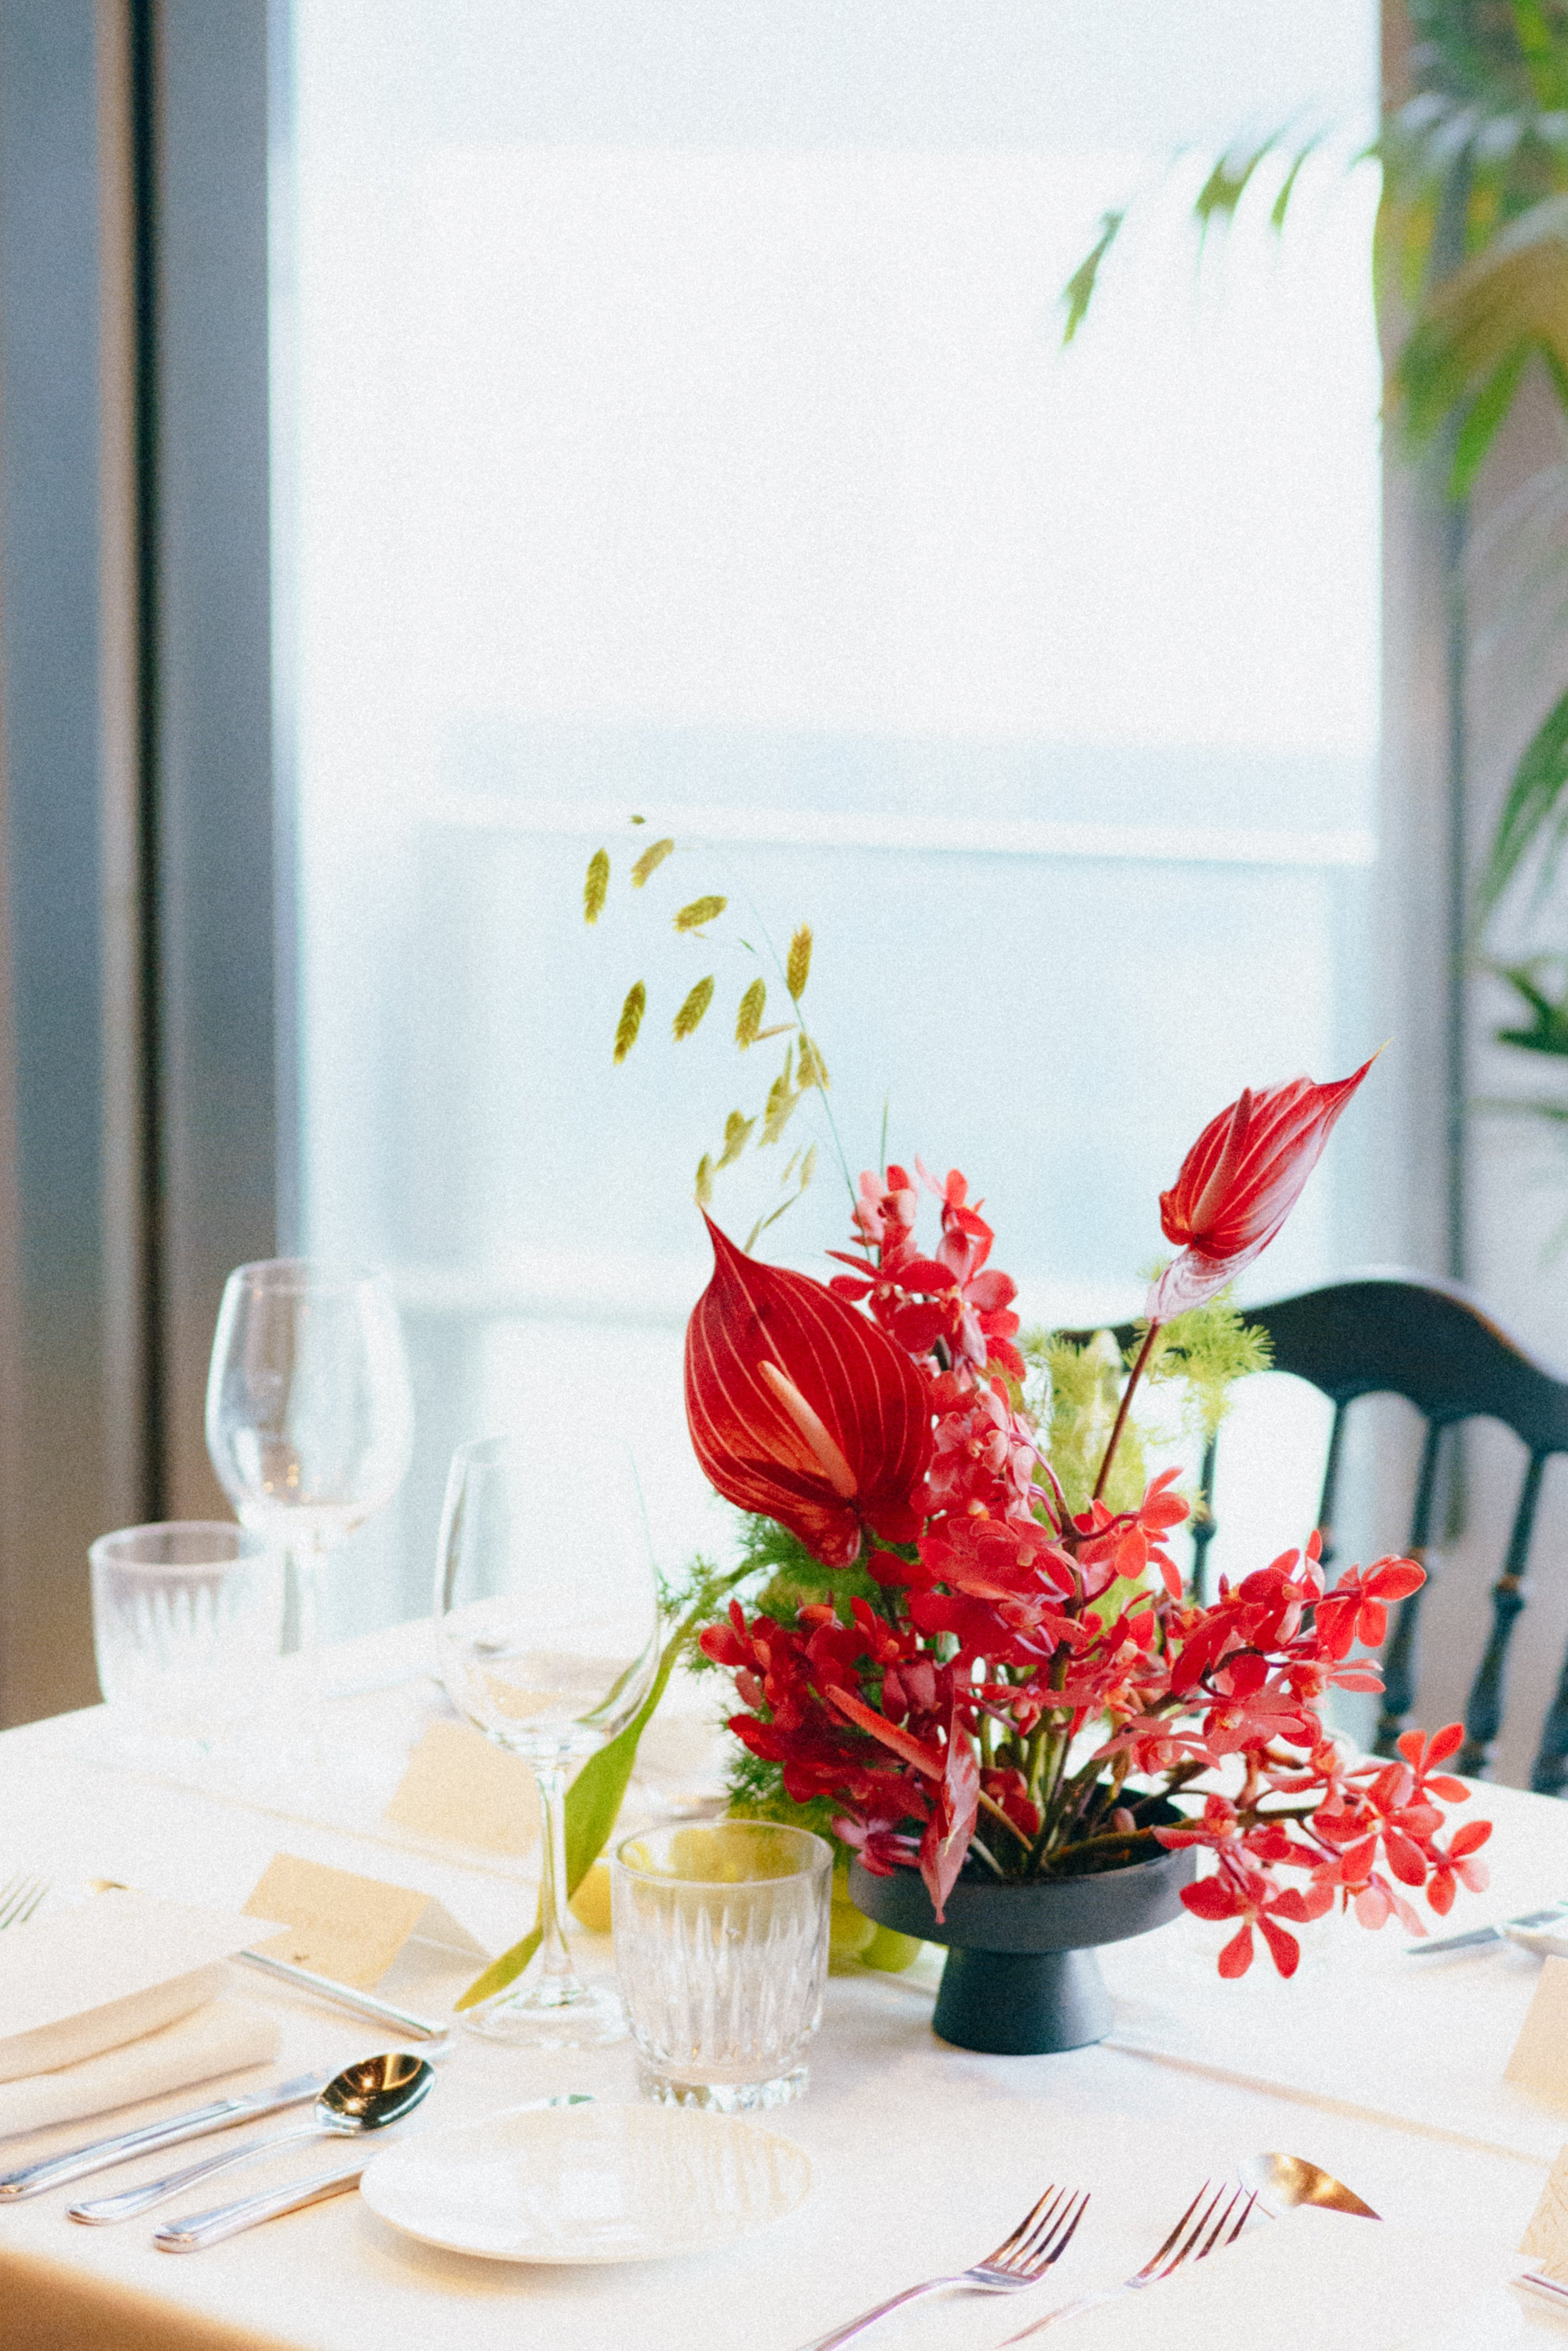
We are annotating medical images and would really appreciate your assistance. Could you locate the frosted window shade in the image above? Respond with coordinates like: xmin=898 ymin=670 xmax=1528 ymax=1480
xmin=282 ymin=0 xmax=1381 ymax=1631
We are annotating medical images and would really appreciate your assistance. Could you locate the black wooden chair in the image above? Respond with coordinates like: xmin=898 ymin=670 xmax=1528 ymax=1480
xmin=1067 ymin=1273 xmax=1568 ymax=1788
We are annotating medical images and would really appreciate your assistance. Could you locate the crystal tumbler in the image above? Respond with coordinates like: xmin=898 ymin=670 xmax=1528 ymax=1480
xmin=89 ymin=1521 xmax=284 ymax=1746
xmin=612 ymin=1821 xmax=833 ymax=2110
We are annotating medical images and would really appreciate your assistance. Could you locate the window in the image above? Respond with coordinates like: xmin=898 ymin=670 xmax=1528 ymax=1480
xmin=280 ymin=1 xmax=1383 ymax=1633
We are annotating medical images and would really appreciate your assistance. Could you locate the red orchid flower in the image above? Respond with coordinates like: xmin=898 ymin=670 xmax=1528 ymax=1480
xmin=1147 ymin=1055 xmax=1379 ymax=1321
xmin=684 ymin=1215 xmax=933 ymax=1568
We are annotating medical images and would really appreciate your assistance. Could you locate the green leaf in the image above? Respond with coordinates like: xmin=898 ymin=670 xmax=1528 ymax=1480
xmin=1478 ymin=683 xmax=1568 ymax=915
xmin=1060 ymin=210 xmax=1125 ymax=346
xmin=455 ymin=1600 xmax=711 ymax=2011
xmin=1450 ymin=339 xmax=1531 ymax=495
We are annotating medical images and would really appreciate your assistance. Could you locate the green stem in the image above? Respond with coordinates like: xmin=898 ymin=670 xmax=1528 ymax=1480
xmin=1091 ymin=1321 xmax=1161 ymax=1504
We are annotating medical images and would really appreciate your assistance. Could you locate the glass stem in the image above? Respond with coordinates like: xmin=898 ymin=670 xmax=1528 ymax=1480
xmin=288 ymin=1532 xmax=329 ymax=1745
xmin=532 ymin=1761 xmax=583 ymax=2003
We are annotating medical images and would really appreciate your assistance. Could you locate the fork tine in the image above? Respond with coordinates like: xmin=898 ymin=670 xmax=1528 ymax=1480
xmin=994 ymin=2187 xmax=1067 ymax=2272
xmin=1133 ymin=2183 xmax=1209 ymax=2281
xmin=0 ymin=1875 xmax=34 ymax=1930
xmin=11 ymin=1880 xmax=47 ymax=1928
xmin=1157 ymin=2184 xmax=1229 ymax=2280
xmin=1226 ymin=2189 xmax=1259 ymax=2245
xmin=1193 ymin=2186 xmax=1243 ymax=2263
xmin=990 ymin=2184 xmax=1063 ymax=2266
xmin=1045 ymin=2188 xmax=1091 ymax=2267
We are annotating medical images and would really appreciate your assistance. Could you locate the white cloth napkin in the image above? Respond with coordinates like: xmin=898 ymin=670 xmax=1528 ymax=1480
xmin=0 ymin=1887 xmax=279 ymax=2081
xmin=0 ymin=1996 xmax=281 ymax=2139
xmin=1041 ymin=2208 xmax=1514 ymax=2350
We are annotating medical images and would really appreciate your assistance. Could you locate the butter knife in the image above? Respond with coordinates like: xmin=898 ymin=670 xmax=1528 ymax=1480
xmin=1406 ymin=1898 xmax=1568 ymax=1956
xmin=236 ymin=1949 xmax=448 ymax=2041
xmin=0 ymin=2069 xmax=335 ymax=2201
xmin=153 ymin=2092 xmax=595 ymax=2251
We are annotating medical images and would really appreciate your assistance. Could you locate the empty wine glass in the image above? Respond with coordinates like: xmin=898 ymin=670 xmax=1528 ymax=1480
xmin=204 ymin=1259 xmax=415 ymax=1704
xmin=435 ymin=1431 xmax=661 ymax=2046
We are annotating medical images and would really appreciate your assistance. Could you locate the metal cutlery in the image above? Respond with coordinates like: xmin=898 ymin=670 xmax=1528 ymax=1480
xmin=235 ymin=1947 xmax=449 ymax=2042
xmin=152 ymin=2092 xmax=594 ymax=2251
xmin=154 ymin=2154 xmax=373 ymax=2251
xmin=0 ymin=1872 xmax=49 ymax=1931
xmin=796 ymin=2184 xmax=1090 ymax=2350
xmin=1518 ymin=2269 xmax=1568 ymax=2313
xmin=0 ymin=2068 xmax=342 ymax=2201
xmin=1237 ymin=2153 xmax=1378 ymax=2220
xmin=1000 ymin=2180 xmax=1256 ymax=2341
xmin=1407 ymin=1897 xmax=1568 ymax=1956
xmin=67 ymin=2051 xmax=434 ymax=2224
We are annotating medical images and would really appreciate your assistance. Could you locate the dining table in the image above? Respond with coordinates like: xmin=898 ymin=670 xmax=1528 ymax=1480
xmin=1 ymin=1617 xmax=1566 ymax=2351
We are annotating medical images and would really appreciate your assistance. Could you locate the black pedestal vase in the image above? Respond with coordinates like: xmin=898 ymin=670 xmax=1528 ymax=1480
xmin=848 ymin=1831 xmax=1194 ymax=2056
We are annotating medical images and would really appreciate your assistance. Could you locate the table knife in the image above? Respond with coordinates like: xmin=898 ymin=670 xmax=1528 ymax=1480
xmin=0 ymin=2069 xmax=336 ymax=2200
xmin=236 ymin=1949 xmax=448 ymax=2041
xmin=1406 ymin=1899 xmax=1568 ymax=1956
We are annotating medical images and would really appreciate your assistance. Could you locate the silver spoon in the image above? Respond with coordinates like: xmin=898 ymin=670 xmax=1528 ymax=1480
xmin=1238 ymin=2152 xmax=1379 ymax=2220
xmin=67 ymin=2052 xmax=435 ymax=2225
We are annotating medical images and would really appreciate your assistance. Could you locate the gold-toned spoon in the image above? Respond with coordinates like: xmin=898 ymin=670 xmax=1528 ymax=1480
xmin=1238 ymin=2152 xmax=1379 ymax=2219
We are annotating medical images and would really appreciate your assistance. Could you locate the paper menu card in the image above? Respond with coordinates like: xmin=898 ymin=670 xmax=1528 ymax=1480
xmin=243 ymin=1852 xmax=488 ymax=1989
xmin=0 ymin=1888 xmax=270 ymax=2083
xmin=383 ymin=1718 xmax=540 ymax=1857
xmin=1521 ymin=2144 xmax=1568 ymax=2279
xmin=1505 ymin=1953 xmax=1568 ymax=2105
xmin=1039 ymin=2207 xmax=1511 ymax=2351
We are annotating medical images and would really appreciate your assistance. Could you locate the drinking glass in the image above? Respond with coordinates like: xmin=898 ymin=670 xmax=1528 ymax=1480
xmin=435 ymin=1431 xmax=661 ymax=2046
xmin=611 ymin=1821 xmax=833 ymax=2108
xmin=89 ymin=1521 xmax=284 ymax=1748
xmin=204 ymin=1259 xmax=414 ymax=1694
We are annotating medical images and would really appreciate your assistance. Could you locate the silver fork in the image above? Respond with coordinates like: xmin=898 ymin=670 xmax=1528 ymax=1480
xmin=797 ymin=2184 xmax=1090 ymax=2350
xmin=1000 ymin=2180 xmax=1258 ymax=2341
xmin=0 ymin=1873 xmax=49 ymax=1930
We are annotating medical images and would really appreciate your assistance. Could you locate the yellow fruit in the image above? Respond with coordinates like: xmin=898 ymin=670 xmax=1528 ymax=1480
xmin=568 ymin=1859 xmax=614 ymax=1934
xmin=861 ymin=1922 xmax=924 ymax=1972
xmin=829 ymin=1894 xmax=878 ymax=1970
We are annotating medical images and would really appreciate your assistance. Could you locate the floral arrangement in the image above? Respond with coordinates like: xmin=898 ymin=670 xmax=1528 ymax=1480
xmin=452 ymin=840 xmax=1495 ymax=2017
xmin=680 ymin=1069 xmax=1492 ymax=1980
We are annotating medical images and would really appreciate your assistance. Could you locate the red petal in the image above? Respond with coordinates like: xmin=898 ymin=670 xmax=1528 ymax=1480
xmin=1217 ymin=1921 xmax=1255 ymax=1978
xmin=684 ymin=1215 xmax=933 ymax=1566
xmin=1148 ymin=1056 xmax=1377 ymax=1320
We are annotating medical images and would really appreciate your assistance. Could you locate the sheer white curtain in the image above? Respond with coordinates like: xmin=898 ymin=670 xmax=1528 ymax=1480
xmin=279 ymin=0 xmax=1382 ymax=1631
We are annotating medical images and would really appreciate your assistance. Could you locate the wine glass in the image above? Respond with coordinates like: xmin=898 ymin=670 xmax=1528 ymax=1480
xmin=204 ymin=1259 xmax=415 ymax=1705
xmin=435 ymin=1431 xmax=661 ymax=2046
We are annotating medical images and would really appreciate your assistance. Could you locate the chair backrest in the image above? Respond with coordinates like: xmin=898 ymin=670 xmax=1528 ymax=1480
xmin=1063 ymin=1272 xmax=1568 ymax=1787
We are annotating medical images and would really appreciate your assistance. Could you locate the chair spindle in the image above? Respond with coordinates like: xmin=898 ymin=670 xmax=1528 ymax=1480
xmin=1373 ymin=1418 xmax=1443 ymax=1757
xmin=1457 ymin=1450 xmax=1544 ymax=1779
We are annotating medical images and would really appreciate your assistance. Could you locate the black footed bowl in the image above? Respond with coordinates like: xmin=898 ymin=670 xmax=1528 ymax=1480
xmin=848 ymin=1824 xmax=1195 ymax=2056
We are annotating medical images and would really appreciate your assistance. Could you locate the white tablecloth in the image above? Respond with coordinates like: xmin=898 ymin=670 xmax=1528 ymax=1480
xmin=0 ymin=1625 xmax=1563 ymax=2350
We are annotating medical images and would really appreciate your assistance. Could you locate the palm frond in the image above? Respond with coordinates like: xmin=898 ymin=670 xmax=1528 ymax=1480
xmin=1477 ymin=683 xmax=1568 ymax=913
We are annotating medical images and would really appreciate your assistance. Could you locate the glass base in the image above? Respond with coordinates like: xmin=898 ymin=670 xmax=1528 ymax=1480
xmin=636 ymin=2062 xmax=808 ymax=2111
xmin=463 ymin=1979 xmax=628 ymax=2048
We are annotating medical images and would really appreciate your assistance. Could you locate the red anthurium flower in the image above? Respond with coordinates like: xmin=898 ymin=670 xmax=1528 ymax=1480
xmin=685 ymin=1215 xmax=933 ymax=1568
xmin=1147 ymin=1056 xmax=1379 ymax=1321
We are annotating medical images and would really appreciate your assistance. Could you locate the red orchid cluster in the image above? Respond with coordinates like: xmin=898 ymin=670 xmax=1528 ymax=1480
xmin=687 ymin=1063 xmax=1491 ymax=1978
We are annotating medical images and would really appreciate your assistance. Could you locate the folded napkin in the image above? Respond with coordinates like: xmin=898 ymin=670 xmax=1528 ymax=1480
xmin=0 ymin=1887 xmax=276 ymax=2081
xmin=0 ymin=1996 xmax=281 ymax=2139
xmin=1046 ymin=2208 xmax=1514 ymax=2350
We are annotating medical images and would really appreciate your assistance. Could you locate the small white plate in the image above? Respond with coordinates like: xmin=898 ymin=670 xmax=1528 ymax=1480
xmin=359 ymin=2099 xmax=813 ymax=2263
